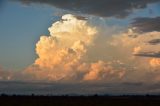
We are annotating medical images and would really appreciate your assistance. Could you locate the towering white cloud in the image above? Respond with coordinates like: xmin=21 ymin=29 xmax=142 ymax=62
xmin=35 ymin=14 xmax=96 ymax=69
xmin=24 ymin=14 xmax=160 ymax=83
xmin=2 ymin=14 xmax=160 ymax=83
xmin=24 ymin=14 xmax=125 ymax=82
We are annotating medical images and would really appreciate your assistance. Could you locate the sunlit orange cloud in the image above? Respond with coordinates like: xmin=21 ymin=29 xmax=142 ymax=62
xmin=2 ymin=14 xmax=160 ymax=83
xmin=35 ymin=14 xmax=97 ymax=69
xmin=25 ymin=14 xmax=96 ymax=81
xmin=23 ymin=14 xmax=160 ymax=83
xmin=133 ymin=46 xmax=141 ymax=54
xmin=110 ymin=30 xmax=160 ymax=64
xmin=24 ymin=14 xmax=126 ymax=82
xmin=83 ymin=61 xmax=125 ymax=81
xmin=150 ymin=58 xmax=160 ymax=68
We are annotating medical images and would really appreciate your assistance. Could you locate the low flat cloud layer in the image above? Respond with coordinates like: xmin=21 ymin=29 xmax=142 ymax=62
xmin=0 ymin=81 xmax=160 ymax=95
xmin=17 ymin=0 xmax=160 ymax=18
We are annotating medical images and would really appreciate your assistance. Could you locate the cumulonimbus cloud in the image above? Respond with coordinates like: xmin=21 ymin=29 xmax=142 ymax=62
xmin=1 ymin=13 xmax=160 ymax=83
xmin=23 ymin=14 xmax=125 ymax=82
xmin=25 ymin=14 xmax=160 ymax=82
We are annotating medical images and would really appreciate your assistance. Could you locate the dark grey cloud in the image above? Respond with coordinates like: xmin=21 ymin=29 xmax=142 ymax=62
xmin=0 ymin=81 xmax=160 ymax=95
xmin=147 ymin=39 xmax=160 ymax=45
xmin=74 ymin=16 xmax=87 ymax=20
xmin=134 ymin=51 xmax=160 ymax=58
xmin=60 ymin=15 xmax=87 ymax=23
xmin=131 ymin=17 xmax=160 ymax=32
xmin=16 ymin=0 xmax=160 ymax=18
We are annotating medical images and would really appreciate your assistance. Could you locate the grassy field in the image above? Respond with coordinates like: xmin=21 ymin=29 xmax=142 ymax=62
xmin=0 ymin=95 xmax=160 ymax=106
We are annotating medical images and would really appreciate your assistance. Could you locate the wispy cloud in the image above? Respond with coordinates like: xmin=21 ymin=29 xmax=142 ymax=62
xmin=131 ymin=17 xmax=160 ymax=32
xmin=134 ymin=51 xmax=160 ymax=58
xmin=147 ymin=39 xmax=160 ymax=45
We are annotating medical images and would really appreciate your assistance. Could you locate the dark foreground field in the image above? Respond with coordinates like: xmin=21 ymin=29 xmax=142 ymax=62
xmin=0 ymin=95 xmax=160 ymax=106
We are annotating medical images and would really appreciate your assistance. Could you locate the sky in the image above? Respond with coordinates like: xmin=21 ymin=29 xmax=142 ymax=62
xmin=0 ymin=0 xmax=160 ymax=95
